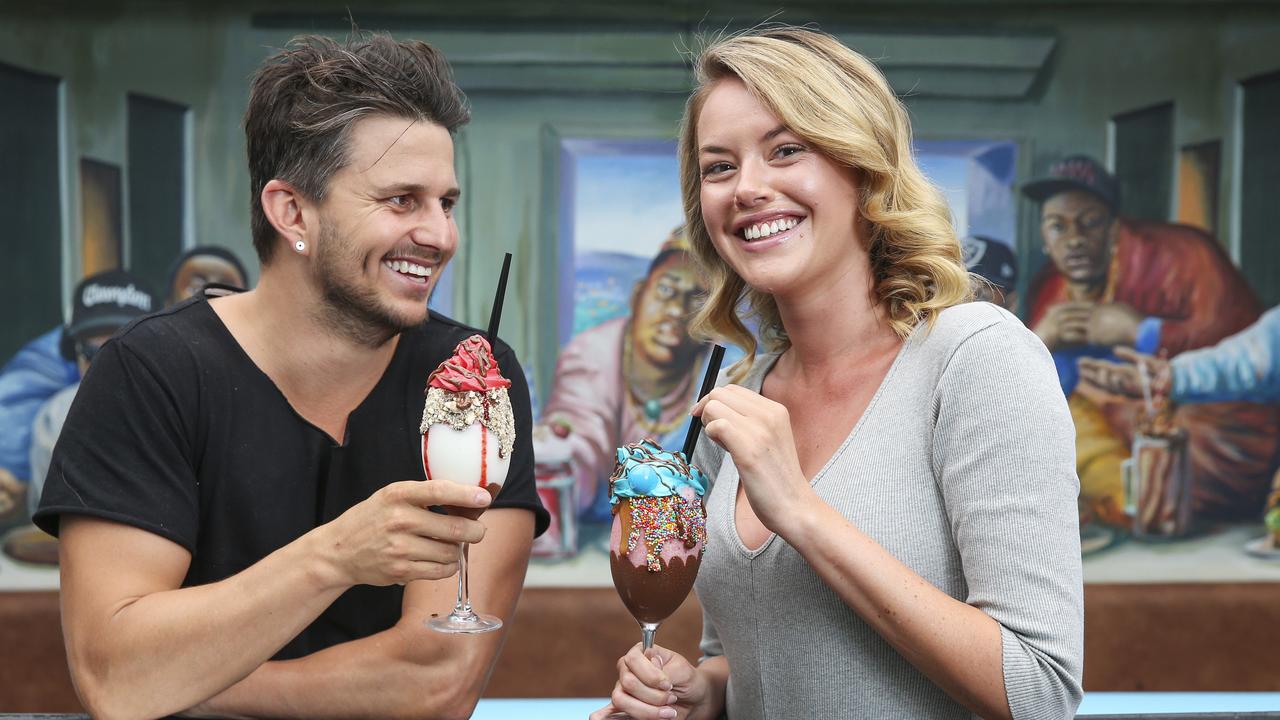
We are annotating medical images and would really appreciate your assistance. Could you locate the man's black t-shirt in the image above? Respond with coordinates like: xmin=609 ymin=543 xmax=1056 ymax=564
xmin=34 ymin=295 xmax=548 ymax=659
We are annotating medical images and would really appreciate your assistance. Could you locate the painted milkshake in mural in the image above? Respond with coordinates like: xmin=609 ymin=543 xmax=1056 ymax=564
xmin=1025 ymin=155 xmax=1280 ymax=538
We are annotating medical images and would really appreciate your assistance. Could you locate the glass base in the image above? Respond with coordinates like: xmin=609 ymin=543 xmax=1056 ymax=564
xmin=427 ymin=609 xmax=503 ymax=634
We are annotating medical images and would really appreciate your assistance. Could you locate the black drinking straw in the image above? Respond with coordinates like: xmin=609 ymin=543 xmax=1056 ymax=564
xmin=486 ymin=252 xmax=513 ymax=343
xmin=681 ymin=344 xmax=726 ymax=461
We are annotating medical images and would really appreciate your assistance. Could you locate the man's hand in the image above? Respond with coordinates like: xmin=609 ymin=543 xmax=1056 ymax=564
xmin=311 ymin=479 xmax=491 ymax=588
xmin=1033 ymin=302 xmax=1094 ymax=350
xmin=1086 ymin=303 xmax=1144 ymax=348
xmin=0 ymin=468 xmax=26 ymax=517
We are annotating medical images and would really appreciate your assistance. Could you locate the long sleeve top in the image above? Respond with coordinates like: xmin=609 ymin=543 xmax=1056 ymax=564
xmin=693 ymin=303 xmax=1083 ymax=720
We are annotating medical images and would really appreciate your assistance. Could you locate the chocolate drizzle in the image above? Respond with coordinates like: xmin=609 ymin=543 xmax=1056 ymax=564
xmin=608 ymin=437 xmax=693 ymax=488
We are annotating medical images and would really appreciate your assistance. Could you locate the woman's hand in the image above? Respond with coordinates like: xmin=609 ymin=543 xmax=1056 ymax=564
xmin=692 ymin=384 xmax=813 ymax=534
xmin=590 ymin=644 xmax=712 ymax=720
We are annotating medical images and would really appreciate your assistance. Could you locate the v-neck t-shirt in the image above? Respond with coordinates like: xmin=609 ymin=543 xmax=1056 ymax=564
xmin=690 ymin=302 xmax=1083 ymax=720
xmin=34 ymin=294 xmax=549 ymax=659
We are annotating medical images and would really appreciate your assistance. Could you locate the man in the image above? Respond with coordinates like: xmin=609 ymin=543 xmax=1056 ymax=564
xmin=34 ymin=32 xmax=547 ymax=719
xmin=537 ymin=228 xmax=709 ymax=520
xmin=164 ymin=245 xmax=249 ymax=306
xmin=962 ymin=234 xmax=1018 ymax=312
xmin=27 ymin=269 xmax=157 ymax=517
xmin=1025 ymin=155 xmax=1278 ymax=525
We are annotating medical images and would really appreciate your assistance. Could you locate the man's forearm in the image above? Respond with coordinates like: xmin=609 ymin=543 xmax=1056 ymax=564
xmin=186 ymin=619 xmax=494 ymax=720
xmin=62 ymin=524 xmax=348 ymax=719
xmin=187 ymin=509 xmax=537 ymax=720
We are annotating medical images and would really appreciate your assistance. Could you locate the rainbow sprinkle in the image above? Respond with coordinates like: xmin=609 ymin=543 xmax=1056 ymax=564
xmin=624 ymin=494 xmax=707 ymax=572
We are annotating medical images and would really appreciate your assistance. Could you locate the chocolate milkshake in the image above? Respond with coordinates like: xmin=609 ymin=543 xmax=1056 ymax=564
xmin=608 ymin=438 xmax=708 ymax=625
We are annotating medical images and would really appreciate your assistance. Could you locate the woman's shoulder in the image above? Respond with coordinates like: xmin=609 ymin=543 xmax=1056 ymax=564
xmin=913 ymin=302 xmax=1053 ymax=381
xmin=921 ymin=302 xmax=1038 ymax=352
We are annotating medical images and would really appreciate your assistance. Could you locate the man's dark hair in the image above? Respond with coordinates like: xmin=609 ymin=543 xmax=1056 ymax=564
xmin=244 ymin=31 xmax=470 ymax=264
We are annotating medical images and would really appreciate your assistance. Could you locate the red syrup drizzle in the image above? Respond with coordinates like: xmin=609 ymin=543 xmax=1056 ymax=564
xmin=479 ymin=396 xmax=489 ymax=489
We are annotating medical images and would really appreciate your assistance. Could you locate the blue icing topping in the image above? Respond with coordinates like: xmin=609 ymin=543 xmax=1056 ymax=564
xmin=609 ymin=438 xmax=708 ymax=503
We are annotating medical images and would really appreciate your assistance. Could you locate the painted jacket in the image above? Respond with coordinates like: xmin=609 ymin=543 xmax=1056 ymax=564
xmin=1172 ymin=306 xmax=1280 ymax=404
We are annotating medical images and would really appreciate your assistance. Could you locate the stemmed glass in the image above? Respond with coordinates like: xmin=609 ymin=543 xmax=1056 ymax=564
xmin=608 ymin=464 xmax=707 ymax=650
xmin=422 ymin=253 xmax=513 ymax=635
xmin=422 ymin=416 xmax=509 ymax=634
xmin=607 ymin=345 xmax=723 ymax=717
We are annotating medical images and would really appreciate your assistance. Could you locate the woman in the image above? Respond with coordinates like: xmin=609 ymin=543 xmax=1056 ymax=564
xmin=593 ymin=27 xmax=1082 ymax=720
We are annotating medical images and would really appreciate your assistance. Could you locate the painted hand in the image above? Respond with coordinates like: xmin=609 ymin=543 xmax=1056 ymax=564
xmin=0 ymin=468 xmax=25 ymax=517
xmin=1033 ymin=301 xmax=1094 ymax=349
xmin=1086 ymin=302 xmax=1144 ymax=347
xmin=1078 ymin=346 xmax=1170 ymax=398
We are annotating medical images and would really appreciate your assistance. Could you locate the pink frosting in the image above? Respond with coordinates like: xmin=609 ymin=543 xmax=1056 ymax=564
xmin=428 ymin=334 xmax=512 ymax=393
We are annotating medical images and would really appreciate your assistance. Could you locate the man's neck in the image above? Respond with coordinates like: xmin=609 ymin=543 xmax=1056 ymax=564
xmin=211 ymin=270 xmax=399 ymax=439
xmin=1065 ymin=279 xmax=1106 ymax=302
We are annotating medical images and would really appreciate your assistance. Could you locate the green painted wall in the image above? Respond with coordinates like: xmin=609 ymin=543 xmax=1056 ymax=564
xmin=2 ymin=2 xmax=1278 ymax=386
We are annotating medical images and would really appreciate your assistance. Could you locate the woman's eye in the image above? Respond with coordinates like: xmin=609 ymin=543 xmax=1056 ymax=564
xmin=775 ymin=143 xmax=805 ymax=158
xmin=701 ymin=162 xmax=733 ymax=178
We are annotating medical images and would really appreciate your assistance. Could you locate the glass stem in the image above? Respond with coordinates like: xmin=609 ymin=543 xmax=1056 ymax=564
xmin=453 ymin=542 xmax=473 ymax=617
xmin=641 ymin=622 xmax=659 ymax=651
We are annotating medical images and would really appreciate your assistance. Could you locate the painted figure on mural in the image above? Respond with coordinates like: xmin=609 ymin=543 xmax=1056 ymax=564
xmin=164 ymin=245 xmax=249 ymax=306
xmin=536 ymin=227 xmax=710 ymax=522
xmin=0 ymin=246 xmax=246 ymax=529
xmin=962 ymin=234 xmax=1019 ymax=313
xmin=1025 ymin=155 xmax=1279 ymax=527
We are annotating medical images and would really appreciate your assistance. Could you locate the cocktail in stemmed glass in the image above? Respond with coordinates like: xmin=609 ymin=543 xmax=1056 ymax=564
xmin=420 ymin=333 xmax=514 ymax=634
xmin=608 ymin=438 xmax=708 ymax=653
xmin=419 ymin=253 xmax=515 ymax=635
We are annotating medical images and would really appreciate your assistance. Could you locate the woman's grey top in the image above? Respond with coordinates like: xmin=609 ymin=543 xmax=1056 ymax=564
xmin=692 ymin=302 xmax=1083 ymax=720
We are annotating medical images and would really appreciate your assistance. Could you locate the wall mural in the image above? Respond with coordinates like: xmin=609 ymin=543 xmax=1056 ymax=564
xmin=2 ymin=19 xmax=1279 ymax=593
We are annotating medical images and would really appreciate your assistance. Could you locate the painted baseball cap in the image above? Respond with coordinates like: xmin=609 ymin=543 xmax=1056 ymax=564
xmin=961 ymin=235 xmax=1017 ymax=292
xmin=59 ymin=269 xmax=157 ymax=360
xmin=1021 ymin=155 xmax=1120 ymax=212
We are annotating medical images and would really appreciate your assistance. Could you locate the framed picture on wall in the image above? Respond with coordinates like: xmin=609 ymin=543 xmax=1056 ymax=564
xmin=79 ymin=157 xmax=123 ymax=277
xmin=528 ymin=137 xmax=713 ymax=581
xmin=1177 ymin=139 xmax=1221 ymax=235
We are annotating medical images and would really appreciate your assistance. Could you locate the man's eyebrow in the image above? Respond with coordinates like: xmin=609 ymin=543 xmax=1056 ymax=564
xmin=373 ymin=183 xmax=460 ymax=199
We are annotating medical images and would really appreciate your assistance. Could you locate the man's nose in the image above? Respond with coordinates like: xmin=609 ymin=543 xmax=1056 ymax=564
xmin=410 ymin=208 xmax=454 ymax=249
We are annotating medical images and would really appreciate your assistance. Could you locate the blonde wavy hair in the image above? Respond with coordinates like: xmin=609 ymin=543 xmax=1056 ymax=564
xmin=679 ymin=27 xmax=972 ymax=380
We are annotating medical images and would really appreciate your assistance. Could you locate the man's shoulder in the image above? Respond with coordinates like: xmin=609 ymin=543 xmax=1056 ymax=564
xmin=1120 ymin=219 xmax=1224 ymax=258
xmin=106 ymin=298 xmax=227 ymax=372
